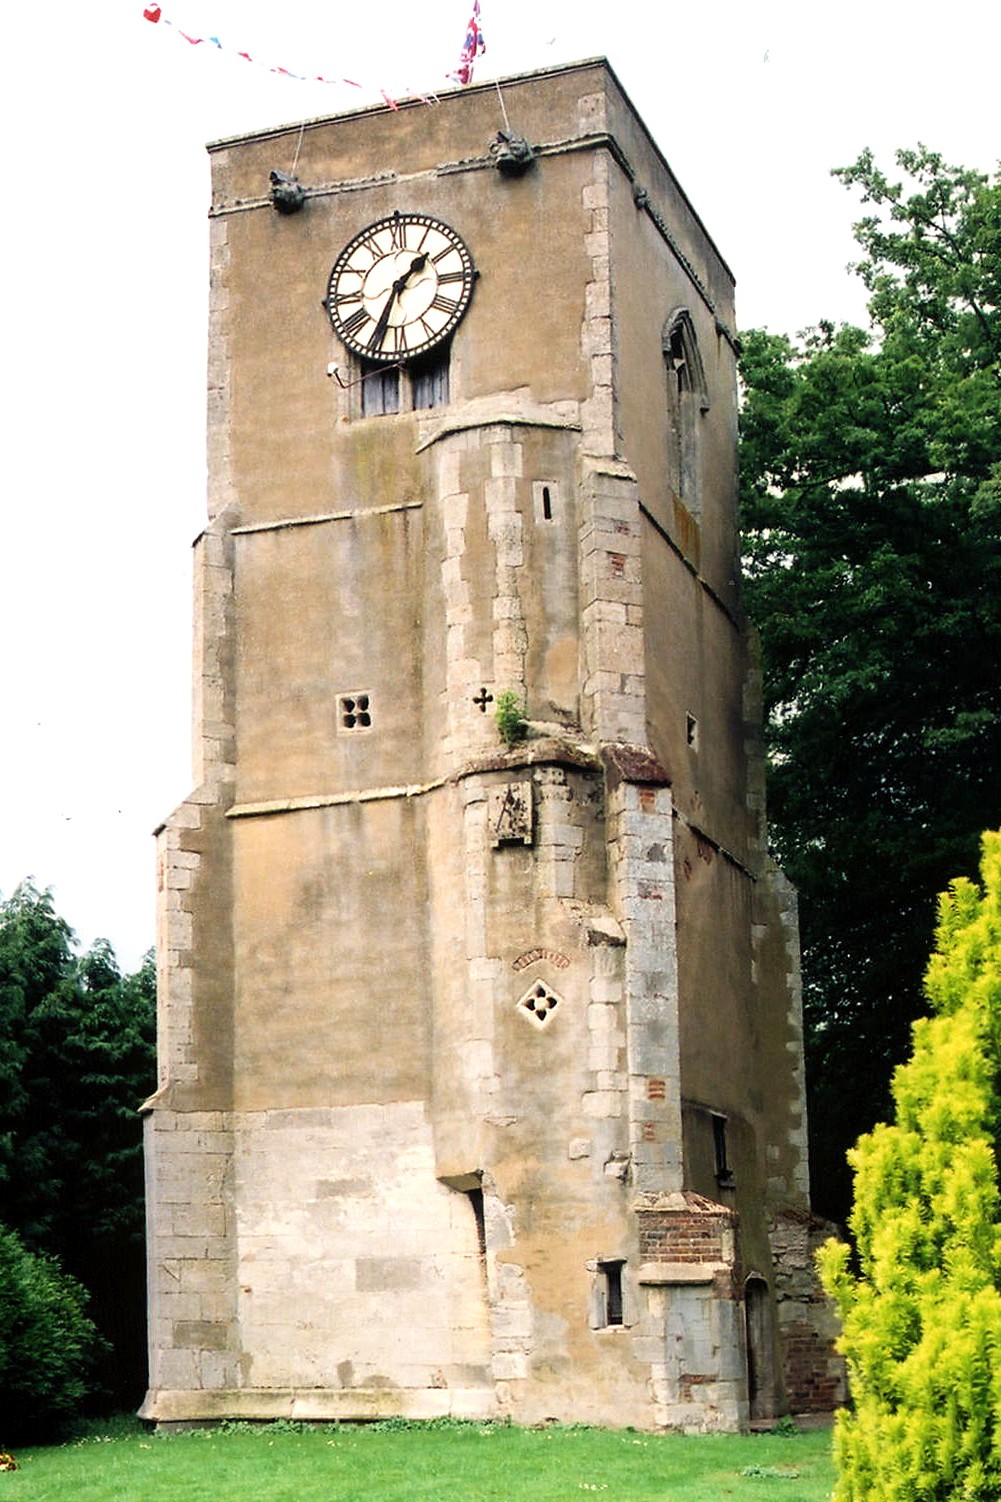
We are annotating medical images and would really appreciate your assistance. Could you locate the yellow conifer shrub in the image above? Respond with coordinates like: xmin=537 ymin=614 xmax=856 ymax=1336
xmin=819 ymin=830 xmax=1001 ymax=1501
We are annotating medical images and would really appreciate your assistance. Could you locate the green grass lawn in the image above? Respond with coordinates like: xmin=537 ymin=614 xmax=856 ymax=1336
xmin=3 ymin=1417 xmax=833 ymax=1502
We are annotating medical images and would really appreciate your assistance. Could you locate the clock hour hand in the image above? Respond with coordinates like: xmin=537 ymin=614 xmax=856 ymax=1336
xmin=389 ymin=255 xmax=430 ymax=306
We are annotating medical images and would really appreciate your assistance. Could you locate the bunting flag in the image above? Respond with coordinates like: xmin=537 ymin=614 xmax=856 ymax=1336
xmin=139 ymin=6 xmax=437 ymax=105
xmin=448 ymin=0 xmax=486 ymax=85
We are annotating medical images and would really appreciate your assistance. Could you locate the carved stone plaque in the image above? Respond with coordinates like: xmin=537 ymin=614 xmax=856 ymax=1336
xmin=488 ymin=780 xmax=533 ymax=847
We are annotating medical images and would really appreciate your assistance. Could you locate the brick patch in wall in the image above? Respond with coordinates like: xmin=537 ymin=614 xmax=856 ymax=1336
xmin=783 ymin=1322 xmax=845 ymax=1412
xmin=769 ymin=1207 xmax=848 ymax=1413
xmin=636 ymin=1192 xmax=736 ymax=1265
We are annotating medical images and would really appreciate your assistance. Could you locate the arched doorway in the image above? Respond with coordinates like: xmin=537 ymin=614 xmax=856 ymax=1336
xmin=744 ymin=1275 xmax=778 ymax=1421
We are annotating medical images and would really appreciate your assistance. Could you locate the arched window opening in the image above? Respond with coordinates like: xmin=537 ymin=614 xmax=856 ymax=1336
xmin=663 ymin=310 xmax=708 ymax=517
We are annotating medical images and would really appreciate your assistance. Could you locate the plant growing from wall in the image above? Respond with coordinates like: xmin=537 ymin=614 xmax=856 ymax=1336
xmin=495 ymin=691 xmax=529 ymax=747
xmin=818 ymin=829 xmax=1001 ymax=1501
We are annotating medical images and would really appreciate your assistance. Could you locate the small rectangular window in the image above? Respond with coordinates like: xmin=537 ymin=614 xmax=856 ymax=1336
xmin=712 ymin=1113 xmax=735 ymax=1188
xmin=598 ymin=1259 xmax=625 ymax=1326
xmin=361 ymin=364 xmax=400 ymax=416
xmin=412 ymin=350 xmax=450 ymax=410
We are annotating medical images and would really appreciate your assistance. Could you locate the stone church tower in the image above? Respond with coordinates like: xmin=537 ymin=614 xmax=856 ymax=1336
xmin=142 ymin=59 xmax=841 ymax=1430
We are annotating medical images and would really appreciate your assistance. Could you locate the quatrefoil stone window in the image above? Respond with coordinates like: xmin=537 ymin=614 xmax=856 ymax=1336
xmin=517 ymin=979 xmax=563 ymax=1029
xmin=337 ymin=692 xmax=372 ymax=733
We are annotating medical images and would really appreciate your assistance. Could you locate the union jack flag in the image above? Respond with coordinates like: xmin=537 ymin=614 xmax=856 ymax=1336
xmin=449 ymin=0 xmax=485 ymax=85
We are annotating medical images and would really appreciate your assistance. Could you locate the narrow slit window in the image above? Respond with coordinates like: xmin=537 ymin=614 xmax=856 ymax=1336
xmin=686 ymin=713 xmax=699 ymax=750
xmin=467 ymin=1187 xmax=487 ymax=1257
xmin=533 ymin=480 xmax=559 ymax=524
xmin=712 ymin=1113 xmax=735 ymax=1188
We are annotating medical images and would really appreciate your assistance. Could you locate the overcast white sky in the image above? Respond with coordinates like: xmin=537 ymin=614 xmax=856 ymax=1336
xmin=2 ymin=0 xmax=998 ymax=968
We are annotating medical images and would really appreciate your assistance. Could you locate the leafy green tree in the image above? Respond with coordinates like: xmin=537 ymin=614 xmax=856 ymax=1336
xmin=739 ymin=148 xmax=1001 ymax=1219
xmin=0 ymin=883 xmax=155 ymax=1408
xmin=819 ymin=830 xmax=1001 ymax=1501
xmin=0 ymin=1224 xmax=103 ymax=1445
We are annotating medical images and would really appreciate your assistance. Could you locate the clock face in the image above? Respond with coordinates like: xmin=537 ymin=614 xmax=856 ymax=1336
xmin=326 ymin=212 xmax=475 ymax=363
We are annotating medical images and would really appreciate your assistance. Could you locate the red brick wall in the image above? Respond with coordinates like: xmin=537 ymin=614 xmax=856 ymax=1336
xmin=638 ymin=1208 xmax=733 ymax=1263
xmin=782 ymin=1320 xmax=846 ymax=1412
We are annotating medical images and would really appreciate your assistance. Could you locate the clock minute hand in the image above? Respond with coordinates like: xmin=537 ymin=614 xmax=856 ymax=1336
xmin=368 ymin=257 xmax=428 ymax=353
xmin=369 ymin=285 xmax=399 ymax=352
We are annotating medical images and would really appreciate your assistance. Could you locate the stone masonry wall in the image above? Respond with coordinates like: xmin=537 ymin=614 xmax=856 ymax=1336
xmin=144 ymin=1102 xmax=494 ymax=1422
xmin=633 ymin=1192 xmax=744 ymax=1430
xmin=606 ymin=776 xmax=682 ymax=1195
xmin=579 ymin=460 xmax=646 ymax=746
xmin=141 ymin=1110 xmax=237 ymax=1416
xmin=769 ymin=1209 xmax=847 ymax=1414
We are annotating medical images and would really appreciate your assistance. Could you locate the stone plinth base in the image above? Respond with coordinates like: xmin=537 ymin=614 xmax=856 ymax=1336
xmin=140 ymin=1385 xmax=497 ymax=1425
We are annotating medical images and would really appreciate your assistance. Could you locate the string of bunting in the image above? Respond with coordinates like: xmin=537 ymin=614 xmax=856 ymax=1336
xmin=448 ymin=0 xmax=485 ymax=85
xmin=142 ymin=3 xmax=487 ymax=107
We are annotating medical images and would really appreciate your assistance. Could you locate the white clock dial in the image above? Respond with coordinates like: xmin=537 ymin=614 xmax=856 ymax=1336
xmin=326 ymin=212 xmax=475 ymax=363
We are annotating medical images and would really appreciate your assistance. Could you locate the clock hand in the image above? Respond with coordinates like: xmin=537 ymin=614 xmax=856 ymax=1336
xmin=369 ymin=285 xmax=399 ymax=351
xmin=368 ymin=256 xmax=430 ymax=351
xmin=388 ymin=256 xmax=429 ymax=304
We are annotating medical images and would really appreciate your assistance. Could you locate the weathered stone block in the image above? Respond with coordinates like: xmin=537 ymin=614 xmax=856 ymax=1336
xmin=582 ymin=1090 xmax=624 ymax=1119
xmin=173 ymin=1320 xmax=231 ymax=1351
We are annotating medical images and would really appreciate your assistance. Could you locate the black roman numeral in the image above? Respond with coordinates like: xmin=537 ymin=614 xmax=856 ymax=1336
xmin=341 ymin=308 xmax=368 ymax=336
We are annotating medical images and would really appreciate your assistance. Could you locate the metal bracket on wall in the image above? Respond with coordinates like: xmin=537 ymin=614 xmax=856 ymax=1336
xmin=325 ymin=361 xmax=405 ymax=389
